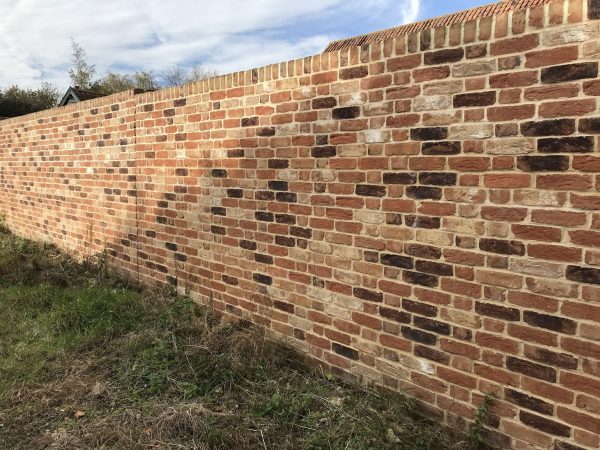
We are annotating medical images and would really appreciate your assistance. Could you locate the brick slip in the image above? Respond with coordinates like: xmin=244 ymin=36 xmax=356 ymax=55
xmin=2 ymin=3 xmax=600 ymax=449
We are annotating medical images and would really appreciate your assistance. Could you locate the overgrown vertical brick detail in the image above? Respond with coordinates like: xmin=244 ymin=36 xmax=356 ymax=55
xmin=0 ymin=1 xmax=599 ymax=449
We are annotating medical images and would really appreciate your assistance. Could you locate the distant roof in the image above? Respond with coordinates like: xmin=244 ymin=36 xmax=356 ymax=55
xmin=58 ymin=86 xmax=106 ymax=107
xmin=325 ymin=0 xmax=552 ymax=52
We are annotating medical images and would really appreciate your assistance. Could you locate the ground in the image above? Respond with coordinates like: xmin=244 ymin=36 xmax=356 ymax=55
xmin=0 ymin=225 xmax=475 ymax=449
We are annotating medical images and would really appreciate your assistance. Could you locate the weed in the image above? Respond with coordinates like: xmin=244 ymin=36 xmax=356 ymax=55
xmin=468 ymin=392 xmax=495 ymax=450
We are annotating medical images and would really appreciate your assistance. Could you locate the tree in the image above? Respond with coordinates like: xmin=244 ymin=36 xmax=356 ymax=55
xmin=160 ymin=64 xmax=217 ymax=87
xmin=69 ymin=39 xmax=96 ymax=89
xmin=0 ymin=83 xmax=60 ymax=118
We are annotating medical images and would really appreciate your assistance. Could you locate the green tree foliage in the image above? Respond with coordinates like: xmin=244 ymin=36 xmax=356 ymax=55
xmin=70 ymin=39 xmax=217 ymax=95
xmin=0 ymin=83 xmax=60 ymax=118
xmin=68 ymin=39 xmax=96 ymax=89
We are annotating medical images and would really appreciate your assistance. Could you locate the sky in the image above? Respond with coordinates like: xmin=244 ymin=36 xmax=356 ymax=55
xmin=0 ymin=0 xmax=491 ymax=90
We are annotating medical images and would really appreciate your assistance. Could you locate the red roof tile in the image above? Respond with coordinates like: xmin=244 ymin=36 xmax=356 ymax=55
xmin=324 ymin=0 xmax=552 ymax=52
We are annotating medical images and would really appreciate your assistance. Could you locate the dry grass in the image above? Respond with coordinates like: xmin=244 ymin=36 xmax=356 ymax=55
xmin=0 ymin=227 xmax=475 ymax=450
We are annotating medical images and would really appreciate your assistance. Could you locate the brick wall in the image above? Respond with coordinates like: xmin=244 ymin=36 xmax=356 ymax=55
xmin=1 ymin=0 xmax=599 ymax=448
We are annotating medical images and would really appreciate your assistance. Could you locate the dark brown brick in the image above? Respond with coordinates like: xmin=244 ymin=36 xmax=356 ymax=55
xmin=312 ymin=146 xmax=336 ymax=158
xmin=405 ymin=243 xmax=442 ymax=259
xmin=524 ymin=311 xmax=576 ymax=334
xmin=268 ymin=159 xmax=289 ymax=169
xmin=416 ymin=260 xmax=453 ymax=276
xmin=268 ymin=180 xmax=288 ymax=191
xmin=578 ymin=117 xmax=600 ymax=134
xmin=227 ymin=188 xmax=243 ymax=198
xmin=312 ymin=97 xmax=337 ymax=109
xmin=332 ymin=343 xmax=359 ymax=360
xmin=519 ymin=411 xmax=570 ymax=437
xmin=340 ymin=65 xmax=369 ymax=80
xmin=517 ymin=155 xmax=569 ymax=172
xmin=406 ymin=186 xmax=442 ymax=200
xmin=541 ymin=62 xmax=598 ymax=84
xmin=255 ymin=253 xmax=273 ymax=264
xmin=479 ymin=238 xmax=525 ymax=256
xmin=566 ymin=265 xmax=600 ymax=285
xmin=402 ymin=299 xmax=437 ymax=317
xmin=410 ymin=127 xmax=448 ymax=141
xmin=356 ymin=184 xmax=386 ymax=197
xmin=403 ymin=271 xmax=438 ymax=287
xmin=383 ymin=173 xmax=417 ymax=184
xmin=333 ymin=106 xmax=360 ymax=119
xmin=274 ymin=300 xmax=294 ymax=313
xmin=521 ymin=119 xmax=575 ymax=136
xmin=590 ymin=0 xmax=600 ymax=19
xmin=381 ymin=254 xmax=414 ymax=269
xmin=380 ymin=307 xmax=411 ymax=323
xmin=415 ymin=345 xmax=450 ymax=364
xmin=401 ymin=326 xmax=437 ymax=345
xmin=275 ymin=235 xmax=295 ymax=247
xmin=419 ymin=172 xmax=457 ymax=185
xmin=505 ymin=389 xmax=553 ymax=415
xmin=257 ymin=127 xmax=276 ymax=136
xmin=525 ymin=347 xmax=578 ymax=370
xmin=507 ymin=357 xmax=557 ymax=382
xmin=424 ymin=48 xmax=464 ymax=65
xmin=276 ymin=214 xmax=296 ymax=224
xmin=241 ymin=117 xmax=259 ymax=127
xmin=253 ymin=273 xmax=273 ymax=285
xmin=354 ymin=287 xmax=383 ymax=302
xmin=453 ymin=91 xmax=496 ymax=108
xmin=475 ymin=302 xmax=520 ymax=321
xmin=211 ymin=207 xmax=226 ymax=216
xmin=240 ymin=240 xmax=257 ymax=251
xmin=414 ymin=316 xmax=450 ymax=335
xmin=538 ymin=136 xmax=594 ymax=153
xmin=211 ymin=169 xmax=227 ymax=177
xmin=276 ymin=192 xmax=297 ymax=203
xmin=422 ymin=141 xmax=461 ymax=155
xmin=405 ymin=215 xmax=440 ymax=229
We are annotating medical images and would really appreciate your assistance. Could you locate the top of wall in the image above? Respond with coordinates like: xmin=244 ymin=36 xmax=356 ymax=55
xmin=0 ymin=0 xmax=591 ymax=125
xmin=325 ymin=0 xmax=552 ymax=51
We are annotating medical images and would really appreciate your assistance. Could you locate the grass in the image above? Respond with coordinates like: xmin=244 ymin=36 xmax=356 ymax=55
xmin=0 ymin=226 xmax=470 ymax=449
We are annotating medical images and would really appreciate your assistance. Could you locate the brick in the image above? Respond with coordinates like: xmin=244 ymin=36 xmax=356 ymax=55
xmin=490 ymin=71 xmax=539 ymax=88
xmin=479 ymin=238 xmax=525 ymax=256
xmin=519 ymin=411 xmax=570 ymax=437
xmin=379 ymin=306 xmax=411 ymax=324
xmin=475 ymin=302 xmax=520 ymax=321
xmin=421 ymin=141 xmax=461 ymax=155
xmin=529 ymin=245 xmax=582 ymax=263
xmin=524 ymin=346 xmax=578 ymax=370
xmin=541 ymin=62 xmax=598 ymax=84
xmin=517 ymin=156 xmax=569 ymax=172
xmin=505 ymin=388 xmax=553 ymax=415
xmin=579 ymin=117 xmax=600 ymax=134
xmin=538 ymin=137 xmax=594 ymax=153
xmin=453 ymin=91 xmax=496 ymax=108
xmin=507 ymin=357 xmax=557 ymax=382
xmin=332 ymin=107 xmax=360 ymax=119
xmin=491 ymin=34 xmax=539 ymax=56
xmin=340 ymin=65 xmax=368 ymax=80
xmin=525 ymin=46 xmax=579 ymax=68
xmin=521 ymin=119 xmax=575 ymax=136
xmin=410 ymin=127 xmax=448 ymax=141
xmin=488 ymin=104 xmax=535 ymax=121
xmin=424 ymin=48 xmax=464 ymax=65
xmin=539 ymin=99 xmax=597 ymax=118
xmin=524 ymin=311 xmax=577 ymax=335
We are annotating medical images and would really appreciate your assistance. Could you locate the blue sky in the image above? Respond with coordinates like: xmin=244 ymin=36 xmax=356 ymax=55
xmin=0 ymin=0 xmax=491 ymax=89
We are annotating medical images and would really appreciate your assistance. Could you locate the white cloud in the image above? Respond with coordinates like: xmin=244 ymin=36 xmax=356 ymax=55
xmin=0 ymin=0 xmax=421 ymax=89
